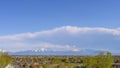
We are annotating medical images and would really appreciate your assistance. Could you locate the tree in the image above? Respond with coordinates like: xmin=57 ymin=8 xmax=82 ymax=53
xmin=83 ymin=56 xmax=97 ymax=68
xmin=0 ymin=54 xmax=12 ymax=68
xmin=96 ymin=52 xmax=113 ymax=68
xmin=83 ymin=52 xmax=114 ymax=68
xmin=96 ymin=52 xmax=106 ymax=68
xmin=105 ymin=52 xmax=114 ymax=68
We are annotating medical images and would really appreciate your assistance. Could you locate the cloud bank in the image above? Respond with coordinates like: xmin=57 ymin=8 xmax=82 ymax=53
xmin=0 ymin=26 xmax=120 ymax=52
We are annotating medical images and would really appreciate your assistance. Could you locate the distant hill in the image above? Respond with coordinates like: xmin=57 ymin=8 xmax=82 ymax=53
xmin=9 ymin=48 xmax=107 ymax=55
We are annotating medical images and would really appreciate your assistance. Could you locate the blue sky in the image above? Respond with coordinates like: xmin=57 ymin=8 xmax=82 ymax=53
xmin=0 ymin=0 xmax=120 ymax=35
xmin=0 ymin=0 xmax=120 ymax=53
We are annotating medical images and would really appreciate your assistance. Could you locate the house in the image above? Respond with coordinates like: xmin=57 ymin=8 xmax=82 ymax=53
xmin=112 ymin=63 xmax=120 ymax=68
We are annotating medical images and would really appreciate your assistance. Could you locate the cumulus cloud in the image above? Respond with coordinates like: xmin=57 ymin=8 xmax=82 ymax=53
xmin=0 ymin=26 xmax=120 ymax=52
xmin=0 ymin=26 xmax=120 ymax=41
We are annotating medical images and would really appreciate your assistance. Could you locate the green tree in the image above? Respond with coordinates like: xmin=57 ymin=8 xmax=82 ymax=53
xmin=97 ymin=52 xmax=113 ymax=68
xmin=83 ymin=56 xmax=97 ymax=68
xmin=105 ymin=52 xmax=114 ymax=68
xmin=97 ymin=52 xmax=106 ymax=68
xmin=83 ymin=52 xmax=114 ymax=68
xmin=0 ymin=54 xmax=12 ymax=68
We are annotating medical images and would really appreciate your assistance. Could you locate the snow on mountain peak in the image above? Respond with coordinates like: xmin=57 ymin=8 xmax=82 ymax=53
xmin=32 ymin=48 xmax=47 ymax=52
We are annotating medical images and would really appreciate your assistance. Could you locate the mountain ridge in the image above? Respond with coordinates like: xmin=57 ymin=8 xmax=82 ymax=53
xmin=9 ymin=48 xmax=107 ymax=55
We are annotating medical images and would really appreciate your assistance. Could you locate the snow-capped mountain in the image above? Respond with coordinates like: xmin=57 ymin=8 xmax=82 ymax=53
xmin=9 ymin=48 xmax=107 ymax=55
xmin=32 ymin=48 xmax=48 ymax=52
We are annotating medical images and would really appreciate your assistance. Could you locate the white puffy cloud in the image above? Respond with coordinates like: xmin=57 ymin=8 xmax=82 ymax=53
xmin=0 ymin=26 xmax=120 ymax=52
xmin=0 ymin=26 xmax=120 ymax=41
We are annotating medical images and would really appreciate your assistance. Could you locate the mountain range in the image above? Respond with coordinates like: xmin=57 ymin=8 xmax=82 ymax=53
xmin=9 ymin=48 xmax=107 ymax=55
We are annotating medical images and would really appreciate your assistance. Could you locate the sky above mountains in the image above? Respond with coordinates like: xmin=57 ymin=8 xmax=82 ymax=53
xmin=0 ymin=0 xmax=120 ymax=53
